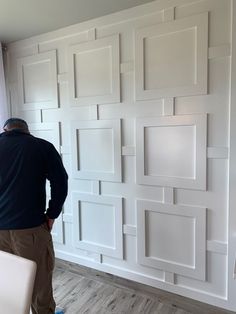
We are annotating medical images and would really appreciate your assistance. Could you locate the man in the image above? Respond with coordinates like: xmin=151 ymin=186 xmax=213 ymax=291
xmin=0 ymin=118 xmax=68 ymax=314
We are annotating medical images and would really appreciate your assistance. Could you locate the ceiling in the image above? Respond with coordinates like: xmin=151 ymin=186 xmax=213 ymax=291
xmin=0 ymin=0 xmax=154 ymax=43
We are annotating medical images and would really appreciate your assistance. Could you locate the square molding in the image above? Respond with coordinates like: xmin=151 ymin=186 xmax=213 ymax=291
xmin=135 ymin=13 xmax=208 ymax=100
xmin=68 ymin=35 xmax=120 ymax=105
xmin=137 ymin=199 xmax=206 ymax=280
xmin=136 ymin=114 xmax=207 ymax=190
xmin=17 ymin=50 xmax=58 ymax=110
xmin=72 ymin=192 xmax=123 ymax=258
xmin=71 ymin=119 xmax=122 ymax=182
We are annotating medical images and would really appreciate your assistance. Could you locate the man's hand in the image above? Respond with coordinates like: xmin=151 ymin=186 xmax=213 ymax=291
xmin=46 ymin=216 xmax=55 ymax=232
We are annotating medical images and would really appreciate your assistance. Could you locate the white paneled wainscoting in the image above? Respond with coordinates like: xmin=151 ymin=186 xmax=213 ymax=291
xmin=5 ymin=0 xmax=236 ymax=311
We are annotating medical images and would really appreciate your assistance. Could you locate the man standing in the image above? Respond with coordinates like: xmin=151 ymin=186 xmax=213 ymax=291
xmin=0 ymin=118 xmax=68 ymax=314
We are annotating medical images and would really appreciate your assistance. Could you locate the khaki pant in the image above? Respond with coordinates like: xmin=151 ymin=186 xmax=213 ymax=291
xmin=0 ymin=224 xmax=56 ymax=314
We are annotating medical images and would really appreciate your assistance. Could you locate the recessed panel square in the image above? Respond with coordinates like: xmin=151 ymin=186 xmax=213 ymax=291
xmin=80 ymin=201 xmax=115 ymax=248
xmin=71 ymin=120 xmax=121 ymax=182
xmin=135 ymin=13 xmax=208 ymax=99
xmin=17 ymin=50 xmax=58 ymax=110
xmin=23 ymin=61 xmax=52 ymax=103
xmin=72 ymin=193 xmax=123 ymax=258
xmin=136 ymin=115 xmax=207 ymax=190
xmin=144 ymin=28 xmax=195 ymax=90
xmin=144 ymin=125 xmax=195 ymax=178
xmin=69 ymin=35 xmax=120 ymax=105
xmin=77 ymin=128 xmax=114 ymax=173
xmin=75 ymin=47 xmax=112 ymax=97
xmin=137 ymin=200 xmax=206 ymax=280
xmin=146 ymin=211 xmax=195 ymax=267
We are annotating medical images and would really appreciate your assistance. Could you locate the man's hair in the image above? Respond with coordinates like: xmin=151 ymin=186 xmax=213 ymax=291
xmin=3 ymin=118 xmax=29 ymax=132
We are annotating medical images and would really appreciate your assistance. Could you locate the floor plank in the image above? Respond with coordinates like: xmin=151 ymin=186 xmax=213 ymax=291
xmin=53 ymin=259 xmax=233 ymax=314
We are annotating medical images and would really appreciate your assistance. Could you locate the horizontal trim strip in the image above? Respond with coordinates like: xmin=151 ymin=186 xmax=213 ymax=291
xmin=122 ymin=146 xmax=136 ymax=156
xmin=208 ymin=45 xmax=231 ymax=59
xmin=207 ymin=147 xmax=229 ymax=159
xmin=123 ymin=224 xmax=227 ymax=255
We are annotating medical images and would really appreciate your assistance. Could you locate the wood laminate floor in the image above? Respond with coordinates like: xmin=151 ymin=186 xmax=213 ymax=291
xmin=53 ymin=259 xmax=234 ymax=314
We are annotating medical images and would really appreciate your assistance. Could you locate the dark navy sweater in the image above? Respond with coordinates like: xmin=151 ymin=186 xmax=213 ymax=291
xmin=0 ymin=130 xmax=68 ymax=229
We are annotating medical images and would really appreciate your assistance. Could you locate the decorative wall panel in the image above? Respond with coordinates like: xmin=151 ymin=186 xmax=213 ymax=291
xmin=17 ymin=50 xmax=58 ymax=110
xmin=72 ymin=192 xmax=123 ymax=258
xmin=137 ymin=199 xmax=206 ymax=280
xmin=136 ymin=115 xmax=207 ymax=190
xmin=135 ymin=13 xmax=208 ymax=100
xmin=71 ymin=119 xmax=122 ymax=182
xmin=68 ymin=35 xmax=120 ymax=105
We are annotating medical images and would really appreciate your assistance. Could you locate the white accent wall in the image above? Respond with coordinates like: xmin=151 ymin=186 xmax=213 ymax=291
xmin=6 ymin=0 xmax=236 ymax=311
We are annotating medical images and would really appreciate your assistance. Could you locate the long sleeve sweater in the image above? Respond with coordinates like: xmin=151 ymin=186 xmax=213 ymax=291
xmin=0 ymin=130 xmax=68 ymax=229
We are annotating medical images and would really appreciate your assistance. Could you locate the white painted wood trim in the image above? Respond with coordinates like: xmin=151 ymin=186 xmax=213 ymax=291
xmin=164 ymin=271 xmax=175 ymax=284
xmin=122 ymin=146 xmax=136 ymax=156
xmin=120 ymin=62 xmax=134 ymax=74
xmin=72 ymin=192 xmax=123 ymax=259
xmin=208 ymin=45 xmax=231 ymax=59
xmin=162 ymin=98 xmax=175 ymax=116
xmin=163 ymin=7 xmax=175 ymax=22
xmin=68 ymin=34 xmax=120 ymax=106
xmin=136 ymin=200 xmax=206 ymax=280
xmin=71 ymin=119 xmax=122 ymax=182
xmin=135 ymin=12 xmax=208 ymax=100
xmin=122 ymin=224 xmax=227 ymax=255
xmin=123 ymin=224 xmax=137 ymax=236
xmin=87 ymin=28 xmax=96 ymax=41
xmin=136 ymin=114 xmax=207 ymax=190
xmin=17 ymin=50 xmax=58 ymax=110
xmin=206 ymin=241 xmax=228 ymax=255
xmin=92 ymin=181 xmax=100 ymax=195
xmin=163 ymin=187 xmax=175 ymax=204
xmin=207 ymin=147 xmax=229 ymax=159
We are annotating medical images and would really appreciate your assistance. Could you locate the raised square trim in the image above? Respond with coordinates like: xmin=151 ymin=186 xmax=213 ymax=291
xmin=72 ymin=192 xmax=123 ymax=258
xmin=162 ymin=98 xmax=175 ymax=116
xmin=17 ymin=50 xmax=58 ymax=110
xmin=137 ymin=199 xmax=206 ymax=280
xmin=68 ymin=35 xmax=120 ymax=106
xmin=163 ymin=7 xmax=175 ymax=22
xmin=135 ymin=13 xmax=208 ymax=100
xmin=71 ymin=119 xmax=122 ymax=182
xmin=136 ymin=114 xmax=207 ymax=190
xmin=164 ymin=271 xmax=175 ymax=284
